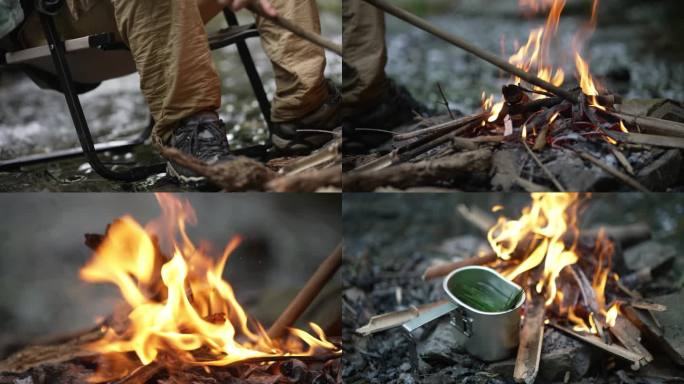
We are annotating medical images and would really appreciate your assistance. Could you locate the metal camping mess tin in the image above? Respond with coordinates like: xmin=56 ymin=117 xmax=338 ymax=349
xmin=403 ymin=266 xmax=525 ymax=362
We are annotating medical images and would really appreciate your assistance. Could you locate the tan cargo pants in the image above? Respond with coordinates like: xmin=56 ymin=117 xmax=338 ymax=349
xmin=19 ymin=0 xmax=329 ymax=141
xmin=342 ymin=0 xmax=389 ymax=110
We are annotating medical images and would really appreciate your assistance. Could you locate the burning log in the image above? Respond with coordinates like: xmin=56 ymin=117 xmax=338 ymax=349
xmin=343 ymin=148 xmax=492 ymax=191
xmin=514 ymin=293 xmax=545 ymax=384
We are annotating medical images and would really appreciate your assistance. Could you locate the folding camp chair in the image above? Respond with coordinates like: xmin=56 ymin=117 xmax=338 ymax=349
xmin=0 ymin=0 xmax=272 ymax=181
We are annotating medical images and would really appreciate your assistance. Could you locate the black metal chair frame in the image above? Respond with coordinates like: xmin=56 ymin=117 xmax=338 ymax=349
xmin=0 ymin=3 xmax=272 ymax=181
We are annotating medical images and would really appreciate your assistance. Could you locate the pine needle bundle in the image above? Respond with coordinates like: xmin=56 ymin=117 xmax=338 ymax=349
xmin=455 ymin=281 xmax=524 ymax=312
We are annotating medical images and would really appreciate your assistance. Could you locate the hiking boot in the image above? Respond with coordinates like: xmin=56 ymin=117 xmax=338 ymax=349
xmin=166 ymin=111 xmax=233 ymax=184
xmin=343 ymin=79 xmax=431 ymax=154
xmin=270 ymin=80 xmax=341 ymax=156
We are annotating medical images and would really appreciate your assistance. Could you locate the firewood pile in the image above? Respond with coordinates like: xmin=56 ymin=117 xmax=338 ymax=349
xmin=342 ymin=195 xmax=684 ymax=383
xmin=342 ymin=93 xmax=684 ymax=192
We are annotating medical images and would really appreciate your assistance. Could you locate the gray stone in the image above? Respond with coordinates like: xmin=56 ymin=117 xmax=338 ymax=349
xmin=397 ymin=372 xmax=417 ymax=384
xmin=418 ymin=319 xmax=468 ymax=365
xmin=623 ymin=241 xmax=676 ymax=272
xmin=636 ymin=149 xmax=683 ymax=190
xmin=546 ymin=154 xmax=610 ymax=191
xmin=491 ymin=149 xmax=522 ymax=191
xmin=652 ymin=291 xmax=684 ymax=365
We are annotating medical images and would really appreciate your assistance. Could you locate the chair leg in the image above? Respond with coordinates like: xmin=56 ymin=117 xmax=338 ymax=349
xmin=223 ymin=10 xmax=273 ymax=132
xmin=38 ymin=13 xmax=164 ymax=181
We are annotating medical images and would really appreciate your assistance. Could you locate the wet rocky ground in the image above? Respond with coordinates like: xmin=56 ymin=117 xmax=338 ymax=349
xmin=0 ymin=9 xmax=341 ymax=191
xmin=342 ymin=194 xmax=684 ymax=383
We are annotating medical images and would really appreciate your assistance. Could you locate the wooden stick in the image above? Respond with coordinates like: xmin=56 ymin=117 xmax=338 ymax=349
xmin=610 ymin=131 xmax=684 ymax=149
xmin=394 ymin=114 xmax=484 ymax=141
xmin=267 ymin=243 xmax=342 ymax=339
xmin=344 ymin=149 xmax=492 ymax=191
xmin=351 ymin=117 xmax=481 ymax=173
xmin=363 ymin=0 xmax=576 ymax=102
xmin=584 ymin=222 xmax=650 ymax=246
xmin=522 ymin=139 xmax=566 ymax=192
xmin=608 ymin=316 xmax=653 ymax=365
xmin=218 ymin=353 xmax=341 ymax=368
xmin=267 ymin=166 xmax=341 ymax=192
xmin=574 ymin=150 xmax=650 ymax=193
xmin=456 ymin=204 xmax=496 ymax=233
xmin=158 ymin=147 xmax=275 ymax=191
xmin=247 ymin=4 xmax=342 ymax=56
xmin=549 ymin=322 xmax=646 ymax=370
xmin=279 ymin=138 xmax=340 ymax=176
xmin=610 ymin=111 xmax=684 ymax=138
xmin=514 ymin=294 xmax=545 ymax=384
xmin=422 ymin=252 xmax=498 ymax=280
xmin=112 ymin=363 xmax=162 ymax=384
xmin=355 ymin=300 xmax=450 ymax=335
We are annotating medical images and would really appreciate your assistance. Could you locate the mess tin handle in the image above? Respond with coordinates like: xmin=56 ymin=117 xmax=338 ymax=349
xmin=402 ymin=301 xmax=459 ymax=334
xmin=450 ymin=306 xmax=473 ymax=337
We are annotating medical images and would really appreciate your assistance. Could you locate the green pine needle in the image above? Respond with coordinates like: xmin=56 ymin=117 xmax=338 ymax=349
xmin=455 ymin=282 xmax=523 ymax=312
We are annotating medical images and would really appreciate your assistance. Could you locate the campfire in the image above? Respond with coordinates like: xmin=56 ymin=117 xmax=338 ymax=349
xmin=0 ymin=194 xmax=341 ymax=383
xmin=344 ymin=0 xmax=684 ymax=192
xmin=353 ymin=193 xmax=680 ymax=382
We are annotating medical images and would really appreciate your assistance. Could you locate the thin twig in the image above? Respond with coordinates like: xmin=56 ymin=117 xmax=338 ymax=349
xmin=574 ymin=150 xmax=650 ymax=193
xmin=394 ymin=113 xmax=484 ymax=141
xmin=436 ymin=83 xmax=454 ymax=119
xmin=521 ymin=139 xmax=566 ymax=192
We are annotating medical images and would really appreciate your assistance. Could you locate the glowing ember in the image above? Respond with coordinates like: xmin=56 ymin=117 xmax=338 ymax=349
xmin=80 ymin=194 xmax=339 ymax=381
xmin=486 ymin=193 xmax=621 ymax=335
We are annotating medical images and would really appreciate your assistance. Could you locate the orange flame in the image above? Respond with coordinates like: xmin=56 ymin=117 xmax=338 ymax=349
xmin=483 ymin=0 xmax=606 ymax=119
xmin=487 ymin=194 xmax=621 ymax=335
xmin=80 ymin=194 xmax=338 ymax=380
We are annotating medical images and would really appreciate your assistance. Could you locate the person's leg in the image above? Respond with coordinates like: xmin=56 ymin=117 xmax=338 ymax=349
xmin=341 ymin=0 xmax=388 ymax=110
xmin=341 ymin=0 xmax=430 ymax=154
xmin=254 ymin=0 xmax=329 ymax=123
xmin=110 ymin=0 xmax=221 ymax=142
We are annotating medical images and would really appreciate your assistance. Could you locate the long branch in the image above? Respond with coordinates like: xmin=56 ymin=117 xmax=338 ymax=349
xmin=364 ymin=0 xmax=576 ymax=102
